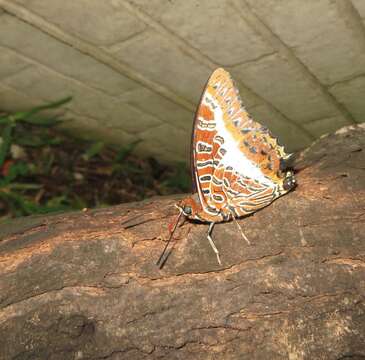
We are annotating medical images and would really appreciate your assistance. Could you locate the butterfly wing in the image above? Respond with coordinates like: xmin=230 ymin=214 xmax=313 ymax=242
xmin=190 ymin=73 xmax=222 ymax=213
xmin=191 ymin=68 xmax=293 ymax=217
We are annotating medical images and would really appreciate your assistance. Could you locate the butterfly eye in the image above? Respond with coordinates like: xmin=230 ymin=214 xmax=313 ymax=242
xmin=283 ymin=175 xmax=295 ymax=191
xmin=183 ymin=205 xmax=192 ymax=215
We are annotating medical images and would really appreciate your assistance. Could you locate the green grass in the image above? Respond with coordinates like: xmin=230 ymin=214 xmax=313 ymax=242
xmin=0 ymin=98 xmax=191 ymax=220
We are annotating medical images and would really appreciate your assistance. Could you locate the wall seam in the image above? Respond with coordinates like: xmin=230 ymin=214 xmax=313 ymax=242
xmin=121 ymin=0 xmax=314 ymax=140
xmin=0 ymin=0 xmax=196 ymax=113
xmin=329 ymin=73 xmax=365 ymax=88
xmin=231 ymin=0 xmax=357 ymax=126
xmin=0 ymin=82 xmax=135 ymax=137
xmin=337 ymin=0 xmax=365 ymax=55
xmin=1 ymin=0 xmax=321 ymax=141
xmin=0 ymin=45 xmax=191 ymax=133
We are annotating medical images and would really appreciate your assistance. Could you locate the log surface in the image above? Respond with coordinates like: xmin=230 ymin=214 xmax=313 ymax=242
xmin=0 ymin=125 xmax=364 ymax=360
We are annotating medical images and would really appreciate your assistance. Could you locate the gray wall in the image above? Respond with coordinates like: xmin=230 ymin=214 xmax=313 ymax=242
xmin=0 ymin=0 xmax=364 ymax=163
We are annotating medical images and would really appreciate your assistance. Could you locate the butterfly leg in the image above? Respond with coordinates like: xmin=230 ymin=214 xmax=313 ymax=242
xmin=231 ymin=213 xmax=251 ymax=245
xmin=207 ymin=222 xmax=222 ymax=265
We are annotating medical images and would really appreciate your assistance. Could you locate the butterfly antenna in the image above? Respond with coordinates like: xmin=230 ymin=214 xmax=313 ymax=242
xmin=156 ymin=211 xmax=183 ymax=269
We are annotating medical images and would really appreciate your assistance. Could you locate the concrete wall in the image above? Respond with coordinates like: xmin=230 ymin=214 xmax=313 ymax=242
xmin=0 ymin=0 xmax=364 ymax=164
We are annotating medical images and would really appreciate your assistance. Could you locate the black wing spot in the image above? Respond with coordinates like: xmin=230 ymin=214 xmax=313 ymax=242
xmin=214 ymin=135 xmax=225 ymax=144
xmin=196 ymin=160 xmax=213 ymax=168
xmin=212 ymin=194 xmax=224 ymax=202
xmin=212 ymin=176 xmax=223 ymax=185
xmin=197 ymin=143 xmax=213 ymax=152
xmin=200 ymin=175 xmax=212 ymax=182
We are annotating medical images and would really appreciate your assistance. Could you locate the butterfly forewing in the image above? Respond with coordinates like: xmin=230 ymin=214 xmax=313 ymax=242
xmin=192 ymin=68 xmax=291 ymax=217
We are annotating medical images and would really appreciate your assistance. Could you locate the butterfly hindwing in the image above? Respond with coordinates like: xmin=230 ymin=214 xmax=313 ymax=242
xmin=191 ymin=88 xmax=219 ymax=211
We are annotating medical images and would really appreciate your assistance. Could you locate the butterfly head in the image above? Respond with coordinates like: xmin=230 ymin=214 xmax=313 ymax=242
xmin=277 ymin=153 xmax=296 ymax=192
xmin=176 ymin=195 xmax=201 ymax=220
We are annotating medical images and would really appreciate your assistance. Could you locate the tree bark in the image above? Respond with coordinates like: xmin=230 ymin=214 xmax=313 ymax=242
xmin=0 ymin=125 xmax=364 ymax=360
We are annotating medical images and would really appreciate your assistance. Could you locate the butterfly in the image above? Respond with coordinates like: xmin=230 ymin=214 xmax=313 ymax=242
xmin=157 ymin=68 xmax=295 ymax=268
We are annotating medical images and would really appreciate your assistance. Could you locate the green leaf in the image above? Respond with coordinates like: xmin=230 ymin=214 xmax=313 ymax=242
xmin=14 ymin=134 xmax=62 ymax=147
xmin=14 ymin=135 xmax=44 ymax=147
xmin=69 ymin=194 xmax=87 ymax=210
xmin=43 ymin=152 xmax=55 ymax=174
xmin=7 ymin=183 xmax=42 ymax=191
xmin=0 ymin=124 xmax=13 ymax=167
xmin=21 ymin=116 xmax=63 ymax=127
xmin=46 ymin=195 xmax=67 ymax=206
xmin=44 ymin=195 xmax=76 ymax=213
xmin=162 ymin=162 xmax=191 ymax=192
xmin=0 ymin=191 xmax=31 ymax=216
xmin=7 ymin=161 xmax=29 ymax=180
xmin=13 ymin=96 xmax=72 ymax=123
xmin=0 ymin=115 xmax=12 ymax=126
xmin=83 ymin=141 xmax=104 ymax=160
xmin=115 ymin=140 xmax=141 ymax=163
xmin=0 ymin=190 xmax=73 ymax=217
xmin=0 ymin=162 xmax=30 ymax=188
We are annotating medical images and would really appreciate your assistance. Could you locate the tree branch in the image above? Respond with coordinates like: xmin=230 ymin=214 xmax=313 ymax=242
xmin=0 ymin=125 xmax=364 ymax=359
